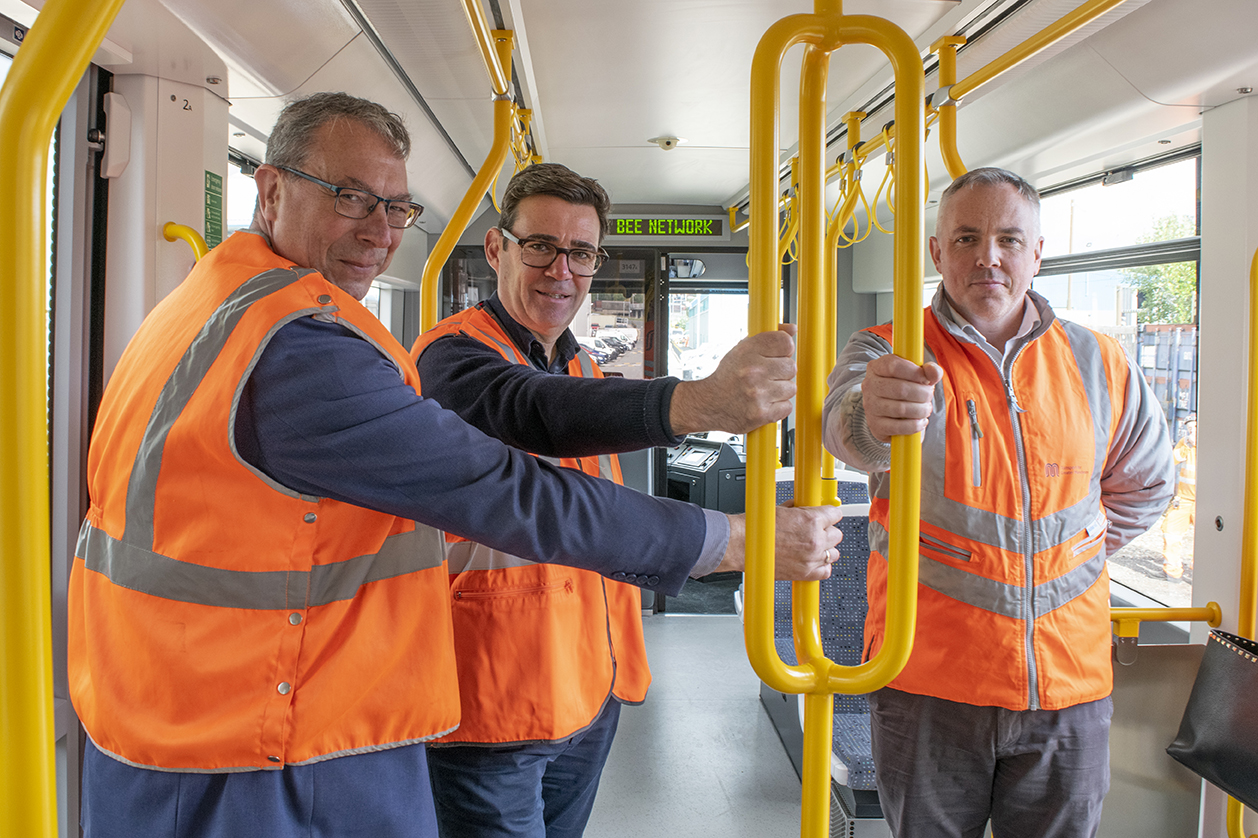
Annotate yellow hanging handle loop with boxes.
[163,222,209,261]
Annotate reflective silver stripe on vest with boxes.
[868,520,1106,619]
[576,350,594,377]
[446,540,537,572]
[874,325,1110,555]
[478,328,525,364]
[78,520,445,609]
[125,268,313,551]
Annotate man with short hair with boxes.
[413,163,800,838]
[70,93,842,838]
[823,167,1173,838]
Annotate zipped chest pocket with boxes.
[966,398,983,488]
[1072,511,1109,557]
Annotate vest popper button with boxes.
[317,294,332,304]
[303,513,317,523]
[289,613,303,625]
[278,682,292,695]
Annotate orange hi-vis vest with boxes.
[863,307,1130,712]
[411,304,651,744]
[69,231,458,771]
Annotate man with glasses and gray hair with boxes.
[71,95,841,838]
[412,163,803,838]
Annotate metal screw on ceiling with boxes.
[1240,87,1254,94]
[207,77,222,85]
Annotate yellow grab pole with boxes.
[796,40,840,837]
[420,30,515,331]
[461,0,509,97]
[163,221,210,261]
[930,36,968,179]
[1228,246,1258,838]
[0,0,126,834]
[949,0,1129,101]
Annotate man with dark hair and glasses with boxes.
[71,96,841,838]
[412,162,803,838]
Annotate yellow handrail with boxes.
[1109,604,1221,638]
[1228,245,1258,838]
[420,29,515,331]
[949,0,1130,101]
[0,0,127,835]
[746,2,923,834]
[163,221,210,261]
[930,36,968,179]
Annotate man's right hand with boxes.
[714,503,844,581]
[668,325,797,436]
[862,354,944,442]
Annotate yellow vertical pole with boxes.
[420,29,515,331]
[797,39,836,838]
[0,0,127,834]
[1229,247,1258,838]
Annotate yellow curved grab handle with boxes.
[745,8,923,699]
[163,222,209,261]
[930,36,968,180]
[1,1,128,834]
[420,30,515,331]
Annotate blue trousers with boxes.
[82,738,439,838]
[869,688,1112,838]
[426,699,622,838]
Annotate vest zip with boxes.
[966,398,983,487]
[453,580,573,600]
[1004,344,1039,711]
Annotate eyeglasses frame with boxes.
[277,165,424,229]
[498,227,608,277]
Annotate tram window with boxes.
[1038,158,1199,607]
[668,291,748,382]
[226,161,258,235]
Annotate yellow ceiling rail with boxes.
[420,29,515,331]
[163,221,210,261]
[746,2,923,834]
[949,0,1130,101]
[930,35,968,179]
[461,0,509,97]
[0,0,127,835]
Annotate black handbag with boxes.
[1166,629,1258,809]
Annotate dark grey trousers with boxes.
[869,688,1113,838]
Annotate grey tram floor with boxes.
[585,613,802,838]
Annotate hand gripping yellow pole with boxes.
[746,2,923,834]
[0,1,126,834]
[420,25,515,331]
[1227,246,1258,838]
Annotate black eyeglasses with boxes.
[499,228,607,277]
[278,166,424,229]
